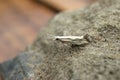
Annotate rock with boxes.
[0,0,120,80]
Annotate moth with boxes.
[53,34,94,46]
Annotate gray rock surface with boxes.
[0,0,120,80]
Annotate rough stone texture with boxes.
[0,0,120,80]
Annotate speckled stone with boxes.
[1,0,120,80]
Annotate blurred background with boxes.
[0,0,96,63]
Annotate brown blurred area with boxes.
[0,0,96,63]
[40,0,96,11]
